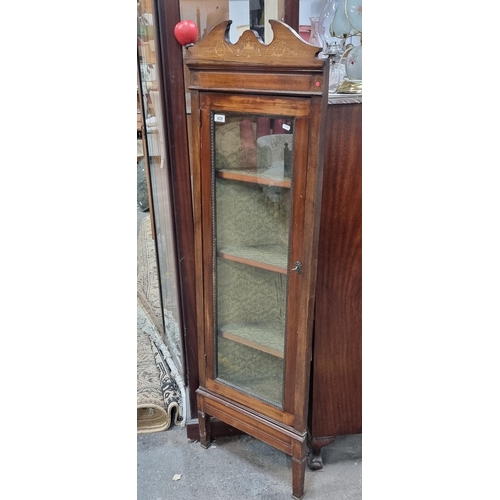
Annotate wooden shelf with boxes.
[218,245,288,274]
[216,168,291,188]
[219,322,285,358]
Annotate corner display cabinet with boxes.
[185,20,361,500]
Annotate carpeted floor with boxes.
[137,215,182,433]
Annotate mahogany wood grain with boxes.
[197,388,305,457]
[282,114,310,417]
[291,438,308,500]
[309,102,362,446]
[191,71,324,95]
[198,409,212,448]
[199,93,313,117]
[189,90,207,393]
[291,95,328,433]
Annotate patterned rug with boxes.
[137,217,163,334]
[137,216,182,433]
[137,325,181,433]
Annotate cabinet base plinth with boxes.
[196,388,308,498]
[186,418,245,441]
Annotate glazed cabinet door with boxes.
[198,92,317,426]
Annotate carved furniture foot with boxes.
[307,436,335,471]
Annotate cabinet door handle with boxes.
[291,261,303,274]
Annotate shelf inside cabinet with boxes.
[216,168,291,188]
[217,245,288,274]
[219,322,285,358]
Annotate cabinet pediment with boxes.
[184,19,323,70]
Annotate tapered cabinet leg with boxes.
[198,410,212,449]
[291,439,307,499]
[291,455,306,500]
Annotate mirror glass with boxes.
[137,0,185,375]
[179,1,285,44]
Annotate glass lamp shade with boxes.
[330,1,353,39]
[318,0,342,55]
[345,0,362,33]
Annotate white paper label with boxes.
[214,114,226,123]
[282,124,291,131]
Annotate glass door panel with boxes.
[212,112,295,407]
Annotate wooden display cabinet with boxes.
[185,21,329,499]
[139,2,361,492]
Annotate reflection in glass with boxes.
[137,0,184,374]
[212,112,295,406]
[249,0,265,40]
[179,1,284,44]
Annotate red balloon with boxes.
[174,20,198,46]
